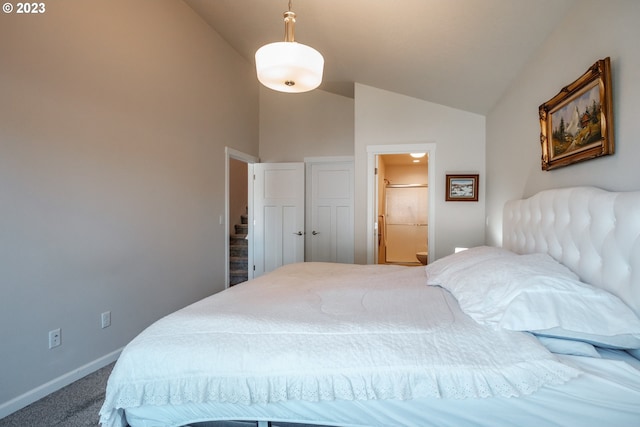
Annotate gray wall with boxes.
[0,0,258,408]
[259,86,355,162]
[486,0,640,246]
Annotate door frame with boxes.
[366,143,436,264]
[225,147,259,288]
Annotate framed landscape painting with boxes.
[539,57,614,171]
[445,174,479,202]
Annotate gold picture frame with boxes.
[445,174,479,202]
[539,57,614,171]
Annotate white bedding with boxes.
[123,349,640,427]
[100,262,580,427]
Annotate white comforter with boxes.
[100,262,579,427]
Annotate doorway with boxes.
[366,143,436,265]
[376,154,428,265]
[225,147,258,288]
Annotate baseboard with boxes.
[0,347,122,419]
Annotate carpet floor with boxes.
[0,364,334,427]
[0,362,114,427]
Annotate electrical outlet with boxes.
[101,311,111,329]
[49,328,61,349]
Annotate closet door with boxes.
[307,161,354,263]
[253,163,305,277]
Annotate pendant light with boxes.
[255,1,324,93]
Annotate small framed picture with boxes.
[445,174,479,202]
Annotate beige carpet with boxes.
[0,363,114,427]
[0,363,333,427]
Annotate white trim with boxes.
[226,147,260,164]
[0,348,122,419]
[366,143,436,264]
[225,147,259,288]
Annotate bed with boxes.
[100,186,640,427]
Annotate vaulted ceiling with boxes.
[186,0,576,115]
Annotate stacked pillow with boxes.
[426,246,640,351]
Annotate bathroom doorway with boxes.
[376,153,429,266]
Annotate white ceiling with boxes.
[185,0,576,115]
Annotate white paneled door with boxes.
[253,163,305,278]
[307,162,354,263]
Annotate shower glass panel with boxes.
[385,186,428,263]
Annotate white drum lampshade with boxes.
[255,41,324,93]
[255,5,324,93]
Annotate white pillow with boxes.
[533,328,640,349]
[425,245,516,286]
[429,252,640,349]
[535,336,601,358]
[628,348,640,360]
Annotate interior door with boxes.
[307,161,354,263]
[253,163,305,277]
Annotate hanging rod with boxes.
[385,184,428,188]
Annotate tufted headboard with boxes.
[503,186,640,317]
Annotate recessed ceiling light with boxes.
[410,153,426,158]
